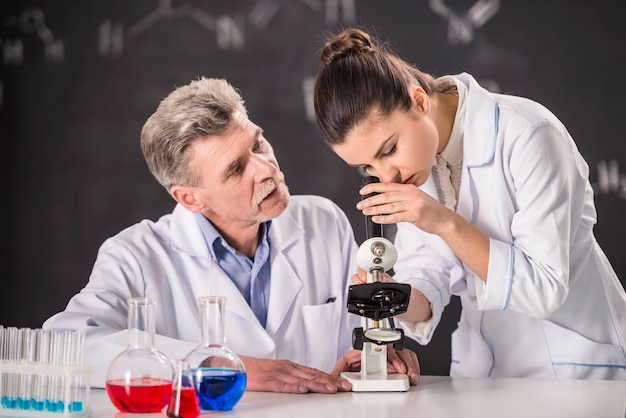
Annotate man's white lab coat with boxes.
[44,195,360,387]
[396,73,626,380]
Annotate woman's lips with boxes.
[403,175,415,184]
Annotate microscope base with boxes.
[341,371,410,392]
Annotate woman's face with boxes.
[332,92,440,186]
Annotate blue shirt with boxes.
[194,213,272,327]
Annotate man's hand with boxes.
[240,356,353,393]
[332,348,420,386]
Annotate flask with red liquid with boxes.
[167,358,200,418]
[105,297,174,413]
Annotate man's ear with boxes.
[170,185,204,213]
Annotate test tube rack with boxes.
[0,362,92,417]
[0,327,92,418]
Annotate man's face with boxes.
[186,111,290,230]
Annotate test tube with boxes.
[69,331,85,412]
[18,328,36,410]
[0,326,6,409]
[32,329,50,411]
[47,330,65,412]
[5,327,21,409]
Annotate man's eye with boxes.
[225,161,244,179]
[253,139,268,153]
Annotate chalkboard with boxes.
[1,0,625,376]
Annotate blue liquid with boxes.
[45,399,64,412]
[191,368,246,411]
[69,401,84,412]
[32,399,45,411]
[1,396,17,409]
[17,397,31,410]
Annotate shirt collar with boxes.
[438,75,467,167]
[194,213,272,261]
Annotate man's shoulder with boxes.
[287,194,342,213]
[289,194,333,205]
[103,212,174,249]
[281,195,350,226]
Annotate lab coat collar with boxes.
[453,73,500,226]
[169,201,305,336]
[170,203,212,258]
[265,201,304,335]
[168,204,272,333]
[417,73,500,292]
[452,72,499,168]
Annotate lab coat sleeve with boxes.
[392,222,456,345]
[43,236,196,388]
[479,119,588,317]
[332,201,362,357]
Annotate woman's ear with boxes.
[170,185,204,213]
[409,86,429,113]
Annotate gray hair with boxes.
[140,77,247,190]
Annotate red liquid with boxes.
[106,378,172,413]
[167,387,200,418]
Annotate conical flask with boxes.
[105,297,174,413]
[185,296,247,411]
[167,358,200,418]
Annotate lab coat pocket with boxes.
[302,300,341,372]
[542,320,626,379]
[449,323,493,377]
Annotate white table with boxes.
[88,375,626,418]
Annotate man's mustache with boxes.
[254,172,285,206]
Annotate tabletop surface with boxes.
[86,375,626,418]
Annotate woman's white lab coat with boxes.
[395,73,626,380]
[44,195,360,387]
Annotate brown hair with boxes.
[314,28,454,145]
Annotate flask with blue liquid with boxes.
[185,296,246,412]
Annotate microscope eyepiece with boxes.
[362,176,383,239]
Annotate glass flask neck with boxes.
[199,296,226,347]
[127,297,157,349]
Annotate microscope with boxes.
[341,176,412,392]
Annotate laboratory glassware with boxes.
[105,297,174,413]
[185,296,246,412]
[0,328,91,417]
[167,358,200,418]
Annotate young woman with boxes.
[314,27,626,380]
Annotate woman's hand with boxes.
[357,182,451,235]
[350,267,396,285]
[332,349,420,386]
[357,181,490,280]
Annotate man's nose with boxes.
[250,153,277,178]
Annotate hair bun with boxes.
[320,28,375,67]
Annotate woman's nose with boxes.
[376,166,398,184]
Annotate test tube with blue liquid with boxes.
[3,327,20,409]
[70,331,85,412]
[18,328,36,410]
[0,327,89,416]
[32,328,50,412]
